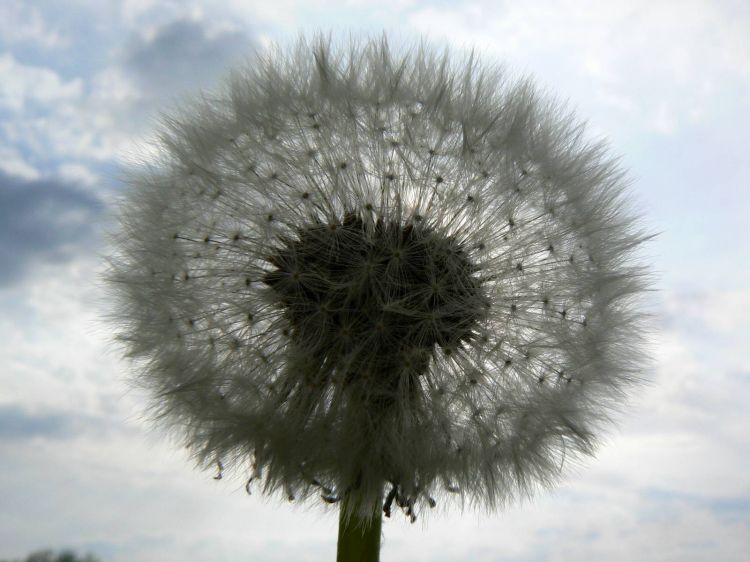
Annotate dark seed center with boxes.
[263,212,484,382]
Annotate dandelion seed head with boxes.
[107,35,651,522]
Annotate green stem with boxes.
[336,494,382,562]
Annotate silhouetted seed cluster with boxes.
[264,212,485,388]
[108,38,650,523]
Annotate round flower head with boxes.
[109,36,649,522]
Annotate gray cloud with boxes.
[0,404,99,440]
[0,171,103,286]
[123,18,257,101]
[640,487,750,525]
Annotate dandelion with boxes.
[108,36,650,560]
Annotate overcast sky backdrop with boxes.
[1,1,749,561]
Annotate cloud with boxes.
[407,0,750,136]
[0,146,40,180]
[0,53,82,112]
[0,54,117,166]
[640,487,750,526]
[0,3,68,49]
[0,171,103,286]
[0,404,101,441]
[123,18,257,101]
[56,163,99,188]
[0,16,259,170]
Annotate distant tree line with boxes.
[0,550,100,562]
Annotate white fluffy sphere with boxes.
[108,36,650,521]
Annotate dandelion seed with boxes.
[107,35,651,559]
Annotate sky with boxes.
[0,1,749,561]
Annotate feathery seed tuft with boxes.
[107,36,651,523]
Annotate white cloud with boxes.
[58,163,99,187]
[0,15,261,168]
[0,255,117,412]
[119,0,163,24]
[0,146,40,180]
[0,54,82,111]
[407,0,750,136]
[666,287,750,342]
[0,3,68,48]
[0,53,114,174]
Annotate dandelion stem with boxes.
[336,493,383,562]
